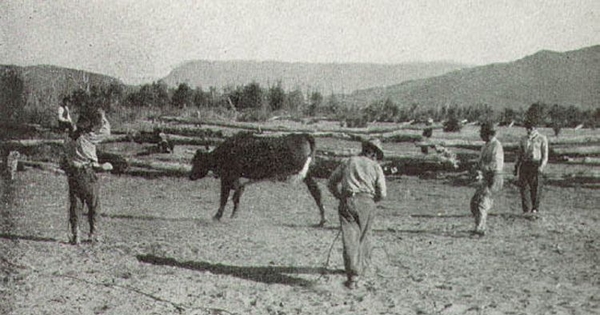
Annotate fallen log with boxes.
[551,146,600,157]
[311,153,460,178]
[160,116,426,135]
[548,134,600,145]
[416,135,600,153]
[159,125,225,138]
[415,140,520,151]
[18,160,65,175]
[128,158,191,177]
[1,134,131,147]
[160,135,223,146]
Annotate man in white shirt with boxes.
[514,119,549,214]
[470,122,504,236]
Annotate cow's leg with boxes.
[230,179,245,218]
[304,175,326,227]
[214,180,232,221]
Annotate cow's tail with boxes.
[298,134,316,181]
[307,133,317,160]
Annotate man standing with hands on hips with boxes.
[327,138,387,289]
[514,119,548,215]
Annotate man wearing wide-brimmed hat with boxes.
[470,122,504,236]
[327,138,387,289]
[514,118,548,215]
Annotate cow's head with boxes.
[189,148,212,180]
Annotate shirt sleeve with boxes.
[327,162,345,198]
[374,164,387,202]
[87,115,111,144]
[494,141,504,172]
[540,136,549,169]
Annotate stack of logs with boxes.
[1,119,598,187]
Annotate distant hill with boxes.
[0,64,123,127]
[161,60,469,94]
[0,64,123,108]
[346,45,600,109]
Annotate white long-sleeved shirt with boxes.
[64,116,110,167]
[516,130,549,169]
[479,137,504,174]
[58,106,72,124]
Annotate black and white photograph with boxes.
[1,1,598,314]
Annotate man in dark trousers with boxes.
[327,138,387,289]
[62,108,111,244]
[514,119,548,215]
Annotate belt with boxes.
[342,191,373,199]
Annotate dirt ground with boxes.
[1,164,598,315]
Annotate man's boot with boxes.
[71,226,80,245]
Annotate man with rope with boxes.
[327,138,387,289]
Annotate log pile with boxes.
[2,119,598,187]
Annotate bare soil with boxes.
[1,165,598,314]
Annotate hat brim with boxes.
[363,142,384,160]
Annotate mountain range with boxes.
[345,45,600,109]
[161,60,469,95]
[1,45,598,116]
[0,64,122,108]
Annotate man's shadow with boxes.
[137,254,344,287]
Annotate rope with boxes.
[314,229,342,282]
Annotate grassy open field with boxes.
[1,158,598,314]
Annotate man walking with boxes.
[62,108,111,244]
[514,119,548,215]
[470,122,504,236]
[327,138,387,289]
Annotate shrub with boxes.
[443,116,463,132]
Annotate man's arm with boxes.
[327,165,344,200]
[539,136,548,172]
[87,112,111,144]
[514,139,523,176]
[491,141,504,173]
[374,165,387,202]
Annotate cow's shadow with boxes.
[136,254,344,287]
[100,213,212,225]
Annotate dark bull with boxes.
[189,133,326,226]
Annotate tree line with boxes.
[1,68,598,131]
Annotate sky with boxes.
[1,0,598,84]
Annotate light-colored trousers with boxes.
[338,193,375,280]
[470,171,503,232]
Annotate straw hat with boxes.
[362,138,384,160]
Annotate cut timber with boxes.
[548,134,600,145]
[311,154,459,178]
[562,157,600,165]
[159,125,225,138]
[551,146,600,157]
[416,140,519,151]
[1,135,130,147]
[18,160,64,175]
[160,116,424,135]
[417,135,600,152]
[128,158,191,177]
[165,135,224,146]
